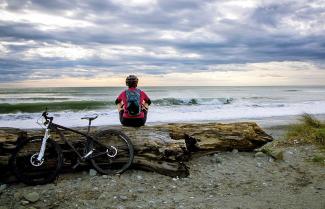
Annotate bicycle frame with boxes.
[37,121,93,162]
[37,120,116,166]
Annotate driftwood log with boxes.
[0,122,273,181]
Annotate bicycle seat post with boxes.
[87,119,91,134]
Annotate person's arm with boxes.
[115,93,124,112]
[141,91,151,111]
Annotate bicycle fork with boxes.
[30,128,50,167]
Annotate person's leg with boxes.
[119,110,126,125]
[119,110,147,127]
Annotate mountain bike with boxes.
[10,110,134,185]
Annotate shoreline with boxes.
[2,114,325,140]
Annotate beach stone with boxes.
[215,157,222,164]
[0,184,7,193]
[232,149,239,154]
[118,195,128,201]
[255,152,267,158]
[21,200,29,205]
[136,188,145,193]
[89,169,97,176]
[283,150,295,162]
[14,192,21,200]
[270,148,284,160]
[23,191,40,203]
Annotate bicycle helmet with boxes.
[126,75,138,88]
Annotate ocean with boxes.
[0,86,325,128]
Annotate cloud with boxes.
[0,0,324,85]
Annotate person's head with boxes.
[126,75,138,88]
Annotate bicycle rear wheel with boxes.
[10,136,63,185]
[89,130,134,175]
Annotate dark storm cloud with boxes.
[0,0,324,82]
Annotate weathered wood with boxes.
[0,122,273,180]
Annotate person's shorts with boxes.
[119,110,147,127]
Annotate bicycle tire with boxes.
[10,136,63,185]
[89,130,134,175]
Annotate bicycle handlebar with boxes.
[42,110,53,125]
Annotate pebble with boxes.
[89,169,97,176]
[232,149,239,154]
[14,192,21,200]
[118,195,128,201]
[215,157,222,164]
[102,175,108,179]
[136,188,145,193]
[0,184,7,193]
[98,192,108,199]
[23,191,40,203]
[136,175,143,180]
[21,200,29,205]
[255,152,266,158]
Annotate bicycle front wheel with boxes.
[89,130,134,175]
[10,136,63,185]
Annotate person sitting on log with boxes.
[115,75,151,127]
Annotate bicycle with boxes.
[9,109,134,185]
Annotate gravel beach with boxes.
[0,122,324,209]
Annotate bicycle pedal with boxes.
[72,161,81,169]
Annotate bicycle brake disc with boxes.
[30,153,44,166]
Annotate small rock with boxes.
[118,195,128,201]
[232,149,238,154]
[255,152,266,158]
[136,188,145,193]
[215,157,222,164]
[136,175,143,180]
[268,148,284,160]
[98,192,109,199]
[0,184,7,193]
[23,191,40,203]
[283,150,295,162]
[102,175,108,179]
[14,192,21,200]
[21,200,29,205]
[89,169,97,176]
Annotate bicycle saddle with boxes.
[81,114,98,121]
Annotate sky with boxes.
[0,0,325,87]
